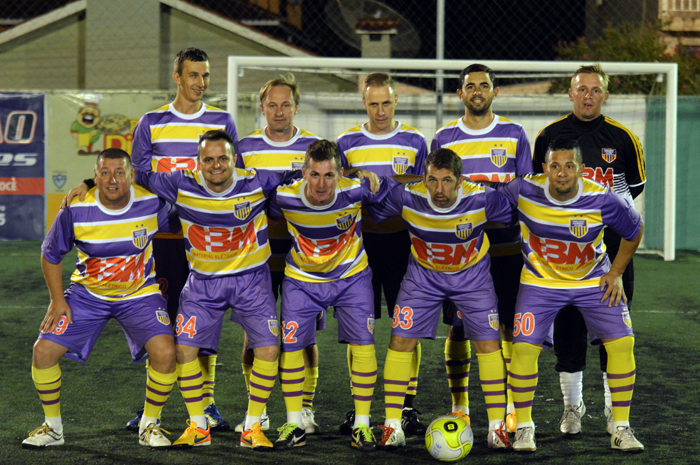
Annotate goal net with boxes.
[226,57,677,261]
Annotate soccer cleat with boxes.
[340,409,372,435]
[605,406,614,434]
[351,424,377,452]
[22,424,64,449]
[172,419,211,448]
[610,426,644,452]
[274,423,306,450]
[450,409,471,425]
[513,426,536,452]
[204,403,230,432]
[401,408,426,436]
[379,425,406,449]
[487,421,512,450]
[560,400,586,435]
[506,411,517,433]
[139,423,171,449]
[302,408,321,434]
[235,409,270,433]
[241,421,274,450]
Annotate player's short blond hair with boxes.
[363,73,396,95]
[571,64,609,91]
[260,73,301,107]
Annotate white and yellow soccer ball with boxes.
[425,415,473,461]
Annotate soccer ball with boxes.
[425,415,473,461]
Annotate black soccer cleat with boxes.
[401,407,426,436]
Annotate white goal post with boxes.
[227,57,677,261]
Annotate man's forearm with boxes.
[41,255,64,301]
[609,223,644,276]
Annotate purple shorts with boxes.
[393,259,500,342]
[177,266,279,353]
[280,268,375,351]
[512,283,635,345]
[38,285,173,363]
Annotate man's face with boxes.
[199,139,235,191]
[302,158,343,206]
[94,157,133,209]
[543,149,582,201]
[457,71,498,117]
[173,60,210,104]
[362,84,397,135]
[261,85,298,135]
[569,72,609,122]
[425,165,459,209]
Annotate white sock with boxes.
[453,405,469,416]
[559,371,583,406]
[506,404,515,415]
[45,416,62,434]
[354,414,370,428]
[286,411,303,428]
[489,419,504,431]
[139,415,158,433]
[612,420,630,430]
[384,418,402,430]
[602,373,612,410]
[192,415,207,430]
[245,415,262,431]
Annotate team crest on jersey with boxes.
[336,213,354,231]
[156,310,170,326]
[291,161,304,170]
[455,222,473,240]
[268,319,279,337]
[491,148,507,168]
[622,310,632,328]
[132,228,148,249]
[234,201,251,221]
[488,313,499,331]
[393,155,409,175]
[569,218,588,238]
[602,148,617,163]
[367,318,375,334]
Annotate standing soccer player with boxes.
[533,64,645,436]
[336,73,428,436]
[500,138,644,453]
[23,149,177,450]
[431,64,532,430]
[235,75,322,435]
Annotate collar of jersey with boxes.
[425,182,464,213]
[457,114,500,136]
[94,185,135,215]
[544,177,583,205]
[360,121,402,140]
[300,180,339,210]
[168,102,207,120]
[261,126,300,147]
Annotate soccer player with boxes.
[499,138,644,452]
[128,47,238,432]
[336,72,428,436]
[269,139,389,452]
[431,64,532,431]
[533,64,646,435]
[23,149,176,450]
[235,74,322,435]
[369,148,514,450]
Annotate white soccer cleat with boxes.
[487,421,512,449]
[139,423,171,449]
[235,409,270,433]
[379,424,406,449]
[513,426,536,452]
[560,400,586,435]
[22,424,64,449]
[302,408,321,434]
[611,426,644,452]
[604,406,614,434]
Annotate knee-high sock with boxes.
[198,354,216,407]
[280,350,305,425]
[32,364,62,431]
[242,363,253,395]
[384,348,412,423]
[406,342,421,398]
[604,337,636,427]
[350,344,377,425]
[177,359,205,423]
[445,339,471,410]
[302,366,319,410]
[346,344,354,396]
[477,350,507,423]
[501,339,514,409]
[245,357,277,430]
[511,343,542,428]
[143,366,176,420]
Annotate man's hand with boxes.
[356,169,380,194]
[60,182,90,210]
[599,271,627,307]
[40,297,73,334]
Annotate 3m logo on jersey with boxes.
[490,148,507,168]
[569,218,588,239]
[84,253,146,284]
[455,222,473,240]
[268,319,279,336]
[393,155,409,175]
[234,201,251,221]
[411,236,479,268]
[297,224,357,259]
[132,227,148,249]
[602,148,617,163]
[187,222,257,254]
[488,313,499,331]
[156,310,170,325]
[583,166,613,188]
[335,213,354,231]
[528,234,594,266]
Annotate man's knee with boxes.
[32,339,66,369]
[254,344,279,363]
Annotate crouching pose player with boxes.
[23,149,177,449]
[368,148,515,450]
[497,138,645,452]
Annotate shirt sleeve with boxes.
[131,115,153,172]
[532,128,550,174]
[364,182,405,222]
[267,188,284,221]
[41,207,75,264]
[135,170,182,204]
[430,132,441,152]
[361,176,400,206]
[516,127,534,176]
[336,135,351,169]
[225,114,239,156]
[484,185,517,225]
[413,135,428,176]
[601,188,643,241]
[623,130,646,189]
[256,169,303,197]
[493,177,523,208]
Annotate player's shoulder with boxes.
[203,104,227,113]
[339,176,363,189]
[337,125,363,140]
[398,123,426,139]
[70,188,98,207]
[240,129,264,141]
[580,176,608,194]
[602,115,640,141]
[277,176,304,194]
[523,172,547,186]
[435,118,461,135]
[297,128,321,139]
[495,115,525,130]
[132,184,159,199]
[536,114,570,138]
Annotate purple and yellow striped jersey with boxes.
[497,174,643,289]
[42,185,165,301]
[368,181,515,274]
[131,103,237,173]
[237,127,320,172]
[136,168,291,278]
[269,176,398,283]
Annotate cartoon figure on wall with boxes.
[71,101,101,155]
